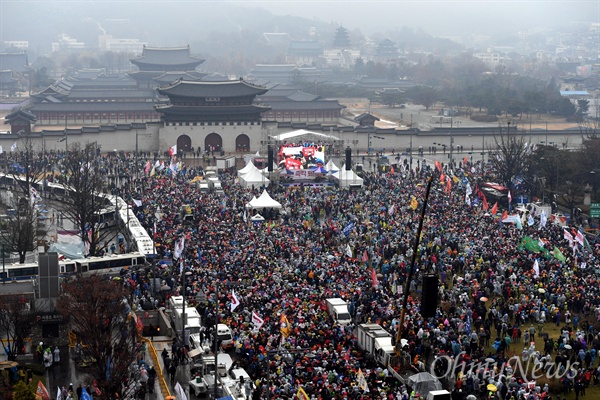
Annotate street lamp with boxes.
[450,117,454,170]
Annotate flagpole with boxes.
[395,175,433,354]
[181,258,186,341]
[214,277,219,400]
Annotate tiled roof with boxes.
[153,71,207,83]
[157,79,268,98]
[66,89,157,99]
[4,108,37,124]
[155,104,271,114]
[130,46,204,67]
[265,100,345,111]
[30,102,156,112]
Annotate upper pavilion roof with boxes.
[157,79,268,98]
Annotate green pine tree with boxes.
[13,381,36,400]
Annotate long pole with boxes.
[214,278,219,400]
[481,133,485,180]
[410,114,413,169]
[449,117,453,170]
[395,176,433,351]
[181,258,186,339]
[135,131,138,180]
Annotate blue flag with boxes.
[342,222,355,236]
[80,388,92,400]
[105,355,111,382]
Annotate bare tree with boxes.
[0,295,35,360]
[488,125,530,189]
[57,275,140,398]
[59,143,113,256]
[0,197,38,263]
[9,134,44,197]
[0,135,47,263]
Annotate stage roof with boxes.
[269,129,342,142]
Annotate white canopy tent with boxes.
[238,160,259,176]
[325,159,339,173]
[268,129,342,142]
[332,168,364,188]
[246,190,282,209]
[239,168,270,188]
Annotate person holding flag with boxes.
[280,314,291,338]
[168,144,177,157]
[230,290,240,312]
[252,311,264,330]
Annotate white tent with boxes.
[240,168,270,188]
[246,190,282,209]
[238,160,258,176]
[269,129,342,142]
[332,168,364,188]
[325,159,339,173]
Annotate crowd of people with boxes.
[104,148,600,400]
[9,144,600,399]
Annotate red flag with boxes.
[463,156,468,165]
[490,202,498,215]
[439,173,445,183]
[371,268,378,287]
[362,250,368,263]
[390,166,395,174]
[501,210,508,221]
[482,195,489,211]
[435,161,442,173]
[445,177,452,194]
[37,381,50,400]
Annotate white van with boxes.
[215,323,234,350]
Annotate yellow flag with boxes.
[453,175,459,183]
[280,313,291,338]
[295,387,310,400]
[410,196,418,210]
[357,368,370,392]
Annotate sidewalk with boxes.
[144,336,173,400]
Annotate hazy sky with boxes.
[1,0,598,50]
[245,0,600,36]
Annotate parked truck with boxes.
[325,298,352,325]
[172,306,202,346]
[216,156,236,171]
[188,352,233,396]
[356,323,396,366]
[427,390,451,400]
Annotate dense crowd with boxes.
[12,145,600,399]
[109,150,600,400]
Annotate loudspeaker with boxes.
[267,146,274,172]
[421,274,438,318]
[345,147,352,171]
